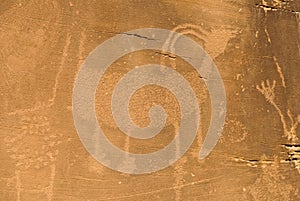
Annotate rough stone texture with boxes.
[0,0,300,200]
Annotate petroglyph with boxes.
[257,80,299,141]
[220,119,248,143]
[249,156,298,201]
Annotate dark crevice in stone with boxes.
[121,32,155,41]
[154,51,177,59]
[255,3,300,14]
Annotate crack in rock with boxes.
[121,32,155,40]
[256,3,300,14]
[282,144,300,173]
[155,51,177,59]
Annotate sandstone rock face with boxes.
[1,0,300,200]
